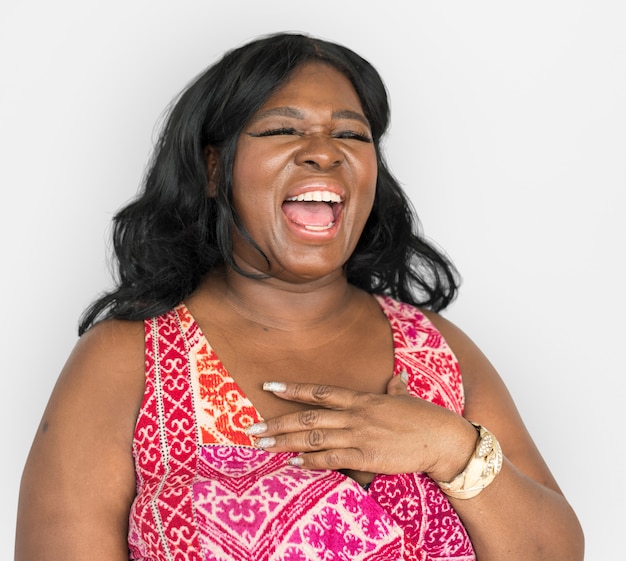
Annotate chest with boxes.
[197,307,395,420]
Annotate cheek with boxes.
[352,159,378,229]
[232,142,285,193]
[357,144,378,181]
[360,153,379,204]
[231,150,270,217]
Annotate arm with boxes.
[248,312,584,561]
[424,311,584,561]
[15,319,145,561]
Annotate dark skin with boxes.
[15,62,584,560]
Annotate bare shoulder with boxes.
[53,318,146,421]
[419,308,562,491]
[71,317,146,381]
[77,316,145,364]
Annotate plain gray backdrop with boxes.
[2,1,624,558]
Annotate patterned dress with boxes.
[128,295,475,561]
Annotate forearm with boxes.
[450,458,584,561]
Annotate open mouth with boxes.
[282,190,344,231]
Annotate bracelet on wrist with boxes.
[436,421,503,500]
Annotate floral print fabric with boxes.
[128,295,475,560]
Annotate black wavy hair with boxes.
[78,32,459,335]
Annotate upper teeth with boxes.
[286,191,342,203]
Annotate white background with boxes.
[1,1,624,558]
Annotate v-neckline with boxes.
[178,293,399,424]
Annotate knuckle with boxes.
[290,384,306,400]
[361,449,375,467]
[358,394,384,416]
[362,393,382,407]
[324,450,342,467]
[269,417,285,432]
[298,409,320,427]
[312,384,333,401]
[307,429,325,447]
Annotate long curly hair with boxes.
[78,32,459,335]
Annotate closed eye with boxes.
[334,130,373,142]
[248,127,298,137]
[246,127,372,143]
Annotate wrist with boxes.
[427,417,479,482]
[435,421,503,500]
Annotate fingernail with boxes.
[263,381,287,392]
[244,422,267,436]
[400,370,409,384]
[254,437,276,449]
[288,456,303,466]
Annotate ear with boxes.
[204,145,220,197]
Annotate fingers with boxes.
[244,392,369,459]
[261,371,409,407]
[386,370,410,396]
[287,448,366,471]
[249,375,408,444]
[254,425,354,455]
[245,407,349,443]
[244,375,414,473]
[252,427,369,473]
[261,381,362,409]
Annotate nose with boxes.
[294,134,344,170]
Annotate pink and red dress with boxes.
[128,295,475,560]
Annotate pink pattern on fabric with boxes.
[193,447,403,560]
[375,295,465,411]
[128,295,475,560]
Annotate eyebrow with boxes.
[248,106,370,128]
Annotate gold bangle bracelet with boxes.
[436,422,503,500]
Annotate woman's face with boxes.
[229,62,378,284]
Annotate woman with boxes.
[15,32,583,560]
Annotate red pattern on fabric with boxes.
[129,312,203,561]
[128,295,475,560]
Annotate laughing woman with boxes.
[15,33,584,561]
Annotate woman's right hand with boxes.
[245,375,478,483]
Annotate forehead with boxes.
[255,62,365,117]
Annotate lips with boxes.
[282,189,344,231]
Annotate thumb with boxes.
[386,370,411,396]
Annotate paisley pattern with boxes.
[128,295,475,560]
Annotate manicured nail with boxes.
[263,381,287,392]
[400,370,409,384]
[254,437,276,449]
[288,456,304,466]
[244,422,267,436]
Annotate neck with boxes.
[204,266,358,331]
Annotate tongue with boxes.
[282,201,334,227]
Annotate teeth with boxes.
[304,222,335,231]
[286,191,342,203]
